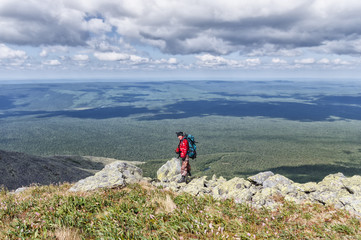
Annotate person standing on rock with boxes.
[175,132,191,183]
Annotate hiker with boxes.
[175,132,191,183]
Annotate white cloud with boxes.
[94,51,129,61]
[87,18,112,34]
[39,46,69,58]
[316,38,361,55]
[196,54,262,68]
[87,39,122,52]
[272,58,287,64]
[333,58,350,65]
[175,34,234,55]
[246,58,261,66]
[100,0,361,56]
[39,49,48,57]
[93,51,150,64]
[294,58,315,64]
[247,44,303,57]
[8,58,26,66]
[129,55,149,64]
[168,58,177,64]
[0,0,88,46]
[2,0,361,56]
[0,44,27,59]
[196,54,257,68]
[153,58,178,65]
[196,54,235,67]
[2,0,361,76]
[42,59,61,65]
[317,58,330,64]
[73,54,89,61]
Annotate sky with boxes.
[1,0,361,82]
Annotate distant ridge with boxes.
[0,149,107,190]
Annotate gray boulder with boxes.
[69,161,143,192]
[248,171,274,185]
[181,176,210,196]
[309,173,349,207]
[342,175,361,196]
[211,177,252,201]
[252,187,281,209]
[263,174,293,188]
[157,158,182,182]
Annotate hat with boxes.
[176,132,184,137]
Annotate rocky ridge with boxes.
[65,157,361,218]
[155,158,361,218]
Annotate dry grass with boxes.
[153,194,177,214]
[51,227,82,240]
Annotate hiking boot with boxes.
[177,176,186,183]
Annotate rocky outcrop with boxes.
[65,157,361,218]
[153,162,361,218]
[69,161,143,192]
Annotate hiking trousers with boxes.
[180,156,191,177]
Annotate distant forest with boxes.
[1,80,361,182]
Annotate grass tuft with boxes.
[51,227,82,240]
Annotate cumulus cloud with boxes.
[94,51,149,64]
[196,54,240,67]
[0,44,27,59]
[247,44,303,57]
[272,58,287,64]
[153,58,178,65]
[168,58,177,64]
[73,54,89,61]
[39,50,48,57]
[196,54,260,68]
[42,59,61,65]
[294,58,315,64]
[0,0,90,46]
[103,0,361,56]
[86,18,112,34]
[333,58,350,65]
[246,58,261,66]
[319,38,361,55]
[317,58,330,64]
[2,0,361,57]
[94,52,129,61]
[2,0,361,76]
[129,55,149,64]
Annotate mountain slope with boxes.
[0,150,106,190]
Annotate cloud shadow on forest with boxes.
[140,98,361,122]
[38,106,157,119]
[1,94,361,122]
[236,163,361,183]
[0,106,157,119]
[0,96,16,110]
